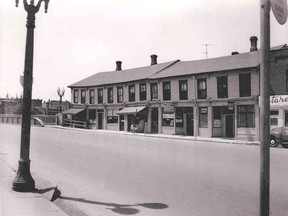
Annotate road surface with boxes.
[0,124,288,216]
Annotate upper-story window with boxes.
[117,87,123,103]
[197,78,207,99]
[150,83,158,101]
[140,83,147,101]
[98,88,103,104]
[239,73,251,97]
[217,76,228,98]
[179,80,188,100]
[163,81,171,101]
[108,87,113,103]
[81,89,86,104]
[73,89,79,104]
[89,89,95,104]
[129,85,135,102]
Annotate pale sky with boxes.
[0,0,287,101]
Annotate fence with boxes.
[63,119,87,129]
[0,114,56,126]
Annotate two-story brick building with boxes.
[67,36,288,141]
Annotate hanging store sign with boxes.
[270,95,288,107]
[271,0,288,25]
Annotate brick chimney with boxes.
[116,61,122,71]
[250,36,258,52]
[150,54,158,66]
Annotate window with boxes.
[163,82,171,101]
[73,89,79,103]
[217,76,228,98]
[98,88,103,104]
[108,87,113,103]
[81,89,86,104]
[199,107,208,127]
[117,87,123,103]
[140,83,147,101]
[107,110,118,124]
[238,105,255,127]
[89,89,95,104]
[197,78,207,99]
[129,85,135,102]
[150,83,158,101]
[239,73,251,97]
[175,107,184,127]
[179,80,188,100]
[286,69,288,92]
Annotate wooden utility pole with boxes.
[260,0,270,215]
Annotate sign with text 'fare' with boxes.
[271,0,288,25]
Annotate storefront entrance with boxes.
[224,114,234,138]
[151,108,158,133]
[186,113,194,136]
[97,112,103,129]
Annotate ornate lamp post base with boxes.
[12,159,35,192]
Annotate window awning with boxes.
[117,106,146,115]
[62,108,85,115]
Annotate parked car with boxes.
[270,127,288,148]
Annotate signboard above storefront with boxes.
[270,95,288,107]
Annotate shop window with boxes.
[140,83,147,101]
[270,118,278,126]
[81,90,86,104]
[179,80,188,100]
[73,89,78,103]
[199,107,208,128]
[239,74,251,97]
[89,89,95,104]
[238,105,255,127]
[107,110,118,124]
[117,87,123,103]
[129,85,135,102]
[162,113,174,127]
[150,83,158,101]
[108,87,113,103]
[98,88,103,104]
[217,76,228,98]
[163,82,171,101]
[286,69,288,92]
[197,79,207,99]
[176,107,184,127]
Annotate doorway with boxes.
[151,108,158,133]
[225,115,234,138]
[97,112,103,129]
[186,113,194,136]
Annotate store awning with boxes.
[117,106,146,115]
[62,108,85,115]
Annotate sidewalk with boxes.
[0,160,69,216]
[47,125,260,146]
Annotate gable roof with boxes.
[149,51,260,80]
[68,60,179,88]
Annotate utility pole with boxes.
[260,0,270,215]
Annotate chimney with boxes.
[231,51,239,55]
[150,54,158,66]
[116,61,122,71]
[250,36,258,52]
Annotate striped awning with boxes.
[62,108,85,115]
[117,106,146,115]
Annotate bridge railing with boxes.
[0,114,56,126]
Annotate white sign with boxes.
[270,95,288,107]
[271,0,288,25]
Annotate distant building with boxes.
[67,36,288,141]
[0,98,44,115]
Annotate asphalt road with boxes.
[1,124,288,216]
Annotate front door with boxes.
[98,112,103,129]
[225,115,234,138]
[186,113,194,136]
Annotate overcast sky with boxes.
[0,0,287,101]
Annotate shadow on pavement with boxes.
[60,196,168,215]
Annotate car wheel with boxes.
[281,144,288,149]
[270,136,278,147]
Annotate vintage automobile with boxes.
[270,127,288,148]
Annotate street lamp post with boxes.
[57,87,65,113]
[13,0,50,192]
